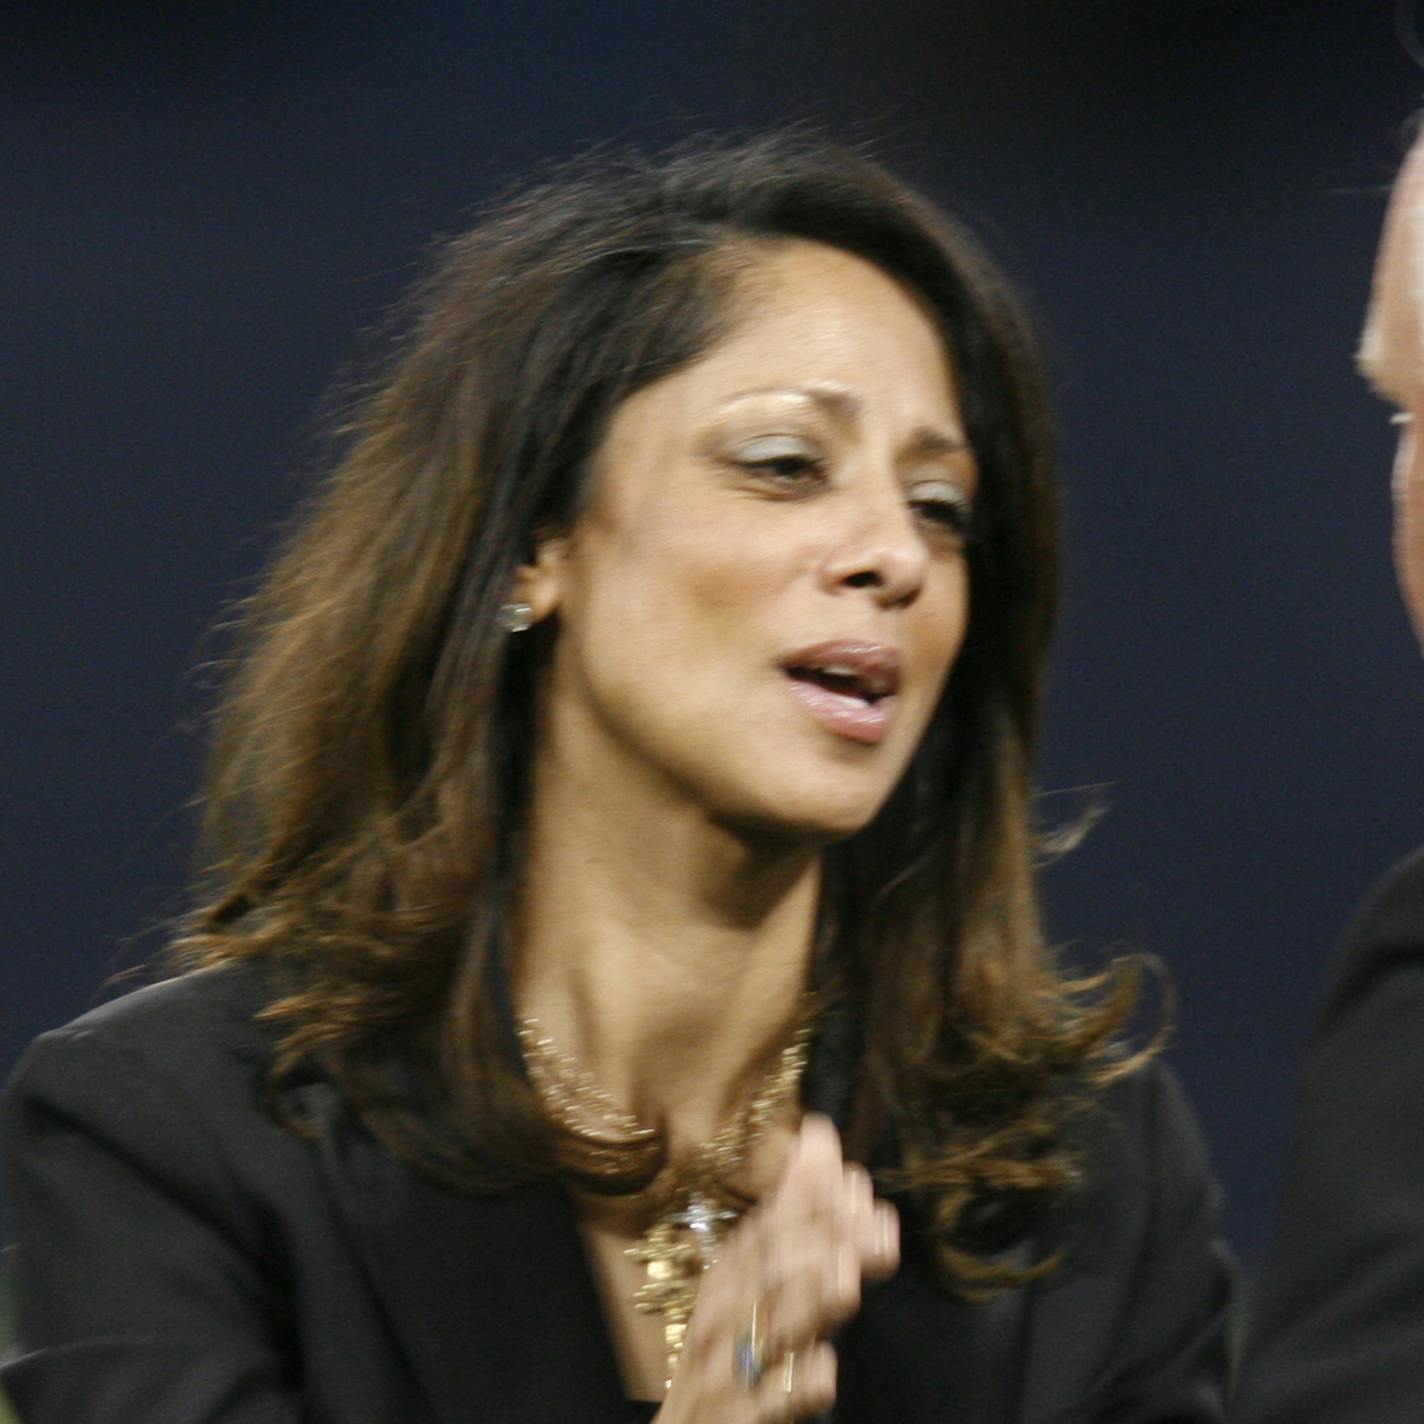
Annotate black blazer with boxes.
[3,965,1233,1423]
[1236,846,1424,1422]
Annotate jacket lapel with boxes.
[305,1086,628,1424]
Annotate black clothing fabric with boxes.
[1236,847,1424,1422]
[3,964,1234,1422]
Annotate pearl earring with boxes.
[498,600,535,634]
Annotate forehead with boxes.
[644,239,962,415]
[729,239,948,357]
[584,240,970,517]
[1360,136,1424,407]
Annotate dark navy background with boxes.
[7,0,1423,1267]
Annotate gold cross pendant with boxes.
[625,1193,738,1386]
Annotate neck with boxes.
[513,757,821,1149]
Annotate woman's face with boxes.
[524,240,977,841]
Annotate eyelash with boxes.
[909,490,976,540]
[738,455,976,540]
[742,453,826,483]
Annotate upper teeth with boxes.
[820,665,856,677]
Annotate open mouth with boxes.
[779,642,902,744]
[784,663,895,705]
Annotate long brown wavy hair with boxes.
[171,132,1149,1292]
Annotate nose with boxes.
[819,480,929,608]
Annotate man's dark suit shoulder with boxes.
[1236,844,1424,1423]
[1314,844,1424,1023]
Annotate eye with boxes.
[733,435,828,488]
[907,477,976,542]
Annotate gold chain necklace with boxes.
[518,1011,812,1387]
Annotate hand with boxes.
[655,1114,900,1423]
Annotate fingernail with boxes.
[845,1164,868,1212]
[837,1243,858,1300]
[876,1204,899,1260]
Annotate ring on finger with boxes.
[732,1298,770,1389]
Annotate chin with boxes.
[714,782,892,847]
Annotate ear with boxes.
[509,530,570,627]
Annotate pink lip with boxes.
[778,640,902,746]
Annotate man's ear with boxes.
[508,530,570,627]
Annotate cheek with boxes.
[915,564,972,674]
[685,547,789,617]
[567,513,789,690]
[1393,426,1424,617]
[632,511,802,619]
[1394,423,1424,528]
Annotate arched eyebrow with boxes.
[719,383,864,421]
[720,384,969,455]
[904,428,971,459]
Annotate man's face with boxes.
[1360,131,1424,646]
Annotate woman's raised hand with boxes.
[657,1115,900,1423]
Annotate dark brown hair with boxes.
[172,132,1146,1292]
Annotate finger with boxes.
[753,1147,896,1333]
[769,1114,844,1218]
[815,1154,899,1282]
[745,1231,863,1357]
[760,1197,897,1344]
[865,1199,900,1279]
[685,1131,890,1399]
[778,1124,880,1243]
[753,1143,844,1302]
[770,1153,894,1286]
[770,1122,874,1251]
[752,1340,837,1423]
[841,1161,875,1250]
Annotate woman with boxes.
[2,134,1233,1422]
